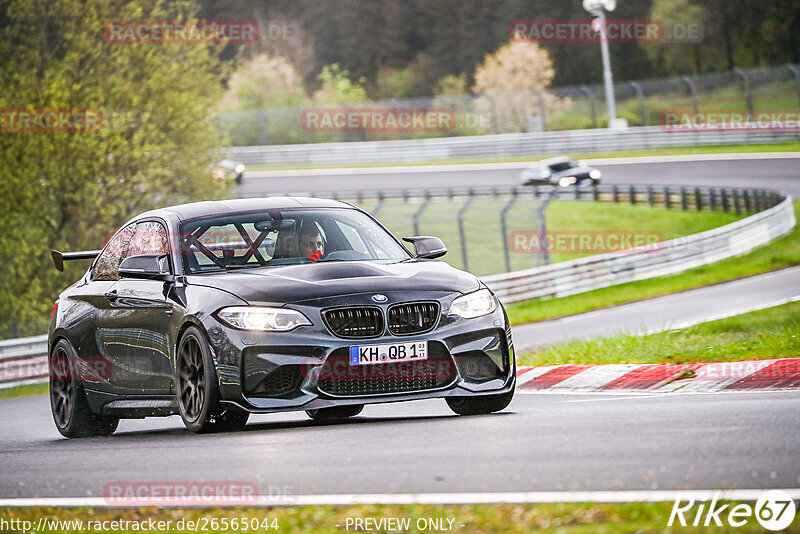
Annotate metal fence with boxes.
[229,125,800,167]
[220,64,800,146]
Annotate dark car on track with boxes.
[48,197,516,437]
[520,156,602,187]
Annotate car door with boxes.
[62,222,137,394]
[99,220,175,395]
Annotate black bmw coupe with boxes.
[48,197,515,437]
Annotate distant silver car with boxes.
[520,156,601,187]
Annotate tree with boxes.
[219,55,307,110]
[0,0,227,337]
[312,64,368,104]
[473,41,554,94]
[472,41,555,132]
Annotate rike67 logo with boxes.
[669,490,797,530]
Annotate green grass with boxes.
[0,502,779,533]
[242,141,800,171]
[358,198,743,277]
[518,300,800,367]
[0,382,47,400]
[505,201,800,325]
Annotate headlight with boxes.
[558,176,577,188]
[589,169,602,179]
[450,288,497,319]
[216,306,311,331]
[234,163,245,174]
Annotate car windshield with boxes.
[547,159,578,172]
[179,207,411,274]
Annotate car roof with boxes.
[538,156,574,166]
[136,197,354,222]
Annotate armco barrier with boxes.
[483,193,795,302]
[229,125,800,166]
[0,189,794,389]
[0,335,49,389]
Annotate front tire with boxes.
[177,326,249,433]
[445,386,514,416]
[49,339,119,438]
[306,405,363,421]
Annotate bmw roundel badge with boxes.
[371,294,388,303]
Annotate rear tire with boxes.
[445,386,514,416]
[49,339,119,438]
[177,326,249,433]
[306,405,363,420]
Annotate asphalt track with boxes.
[1,390,798,499]
[0,155,798,502]
[238,154,800,197]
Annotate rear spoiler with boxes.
[51,249,102,272]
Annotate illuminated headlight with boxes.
[589,169,602,179]
[234,163,245,174]
[216,306,311,331]
[558,176,577,188]
[450,289,497,319]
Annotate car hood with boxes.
[185,260,481,305]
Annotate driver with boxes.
[297,224,325,261]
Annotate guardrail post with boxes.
[709,188,717,211]
[593,184,600,201]
[580,85,598,128]
[371,192,385,216]
[680,187,688,210]
[681,75,699,117]
[536,187,559,266]
[485,94,499,134]
[734,68,755,122]
[628,81,647,126]
[664,186,672,209]
[500,189,519,272]
[743,189,752,212]
[647,185,654,206]
[733,189,741,214]
[612,185,618,203]
[629,185,636,205]
[412,192,432,236]
[457,190,475,272]
[721,189,729,212]
[787,64,800,113]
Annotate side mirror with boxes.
[119,254,174,281]
[402,236,447,259]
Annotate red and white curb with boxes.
[515,358,800,393]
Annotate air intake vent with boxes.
[388,302,439,335]
[322,307,384,338]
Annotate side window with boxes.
[128,221,169,258]
[93,223,136,281]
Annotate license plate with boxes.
[349,341,428,366]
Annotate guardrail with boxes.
[483,193,795,302]
[0,335,48,389]
[0,186,794,390]
[229,125,800,166]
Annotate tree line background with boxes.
[200,0,800,98]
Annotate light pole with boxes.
[583,0,627,129]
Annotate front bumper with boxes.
[202,292,515,414]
